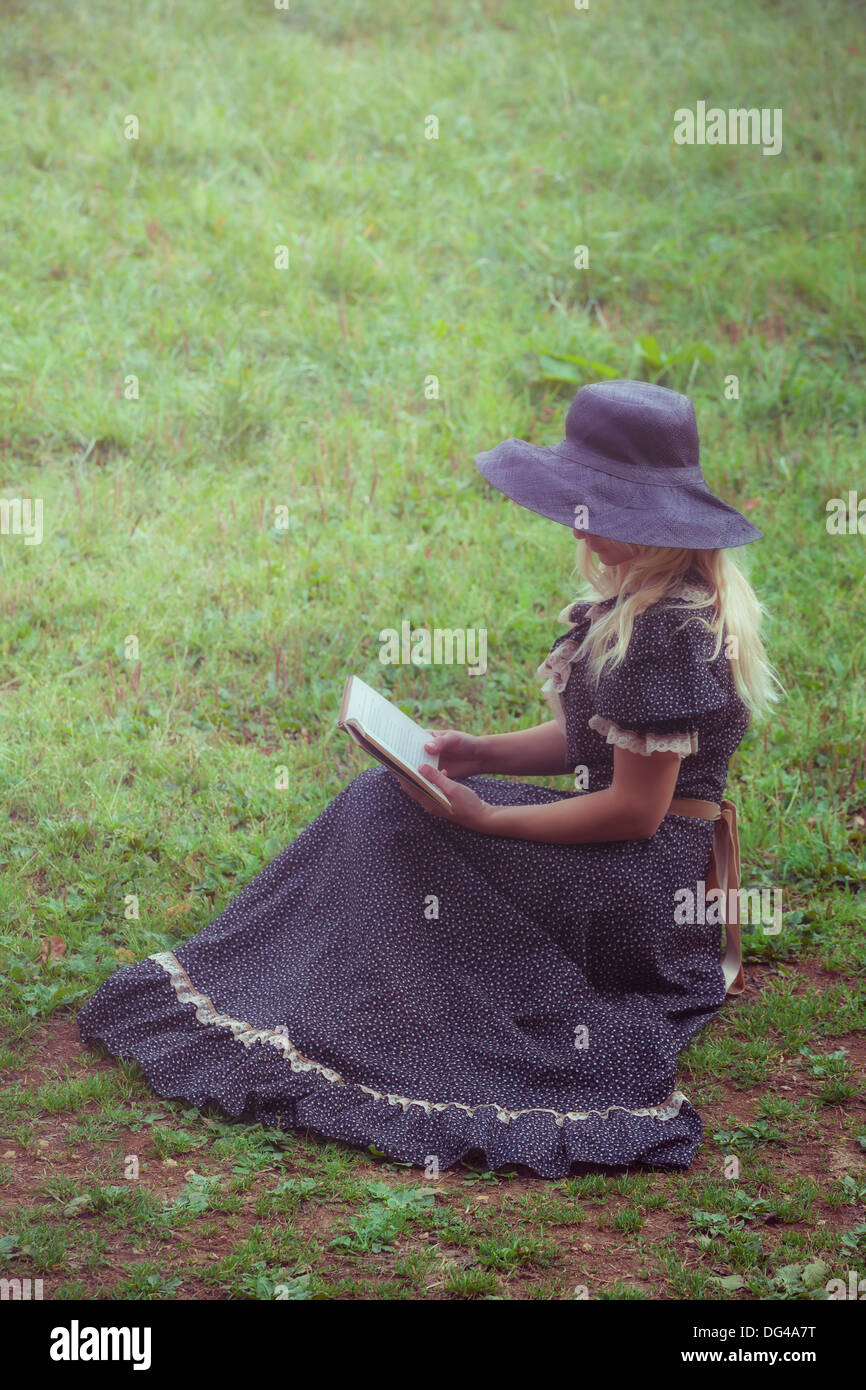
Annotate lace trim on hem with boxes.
[149,951,345,1085]
[588,715,699,758]
[148,951,688,1128]
[357,1086,687,1127]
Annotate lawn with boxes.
[0,0,864,1303]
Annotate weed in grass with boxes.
[596,1279,652,1300]
[423,1207,478,1248]
[612,1208,646,1234]
[773,1230,814,1262]
[203,1226,317,1296]
[562,1174,611,1200]
[442,1267,501,1298]
[817,1080,861,1106]
[110,1264,184,1300]
[253,1176,332,1217]
[53,1279,92,1300]
[391,1246,439,1288]
[330,1182,435,1255]
[840,1223,866,1255]
[526,1275,569,1300]
[799,1046,853,1079]
[769,1192,816,1224]
[762,1259,834,1301]
[611,1173,652,1199]
[1,1218,78,1271]
[166,1173,224,1218]
[655,1250,716,1300]
[65,1114,137,1146]
[826,1174,866,1208]
[458,1165,517,1186]
[711,1118,786,1150]
[755,1095,822,1134]
[239,1267,328,1301]
[149,1126,206,1158]
[476,1224,559,1272]
[518,1196,587,1227]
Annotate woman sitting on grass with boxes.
[78,380,778,1177]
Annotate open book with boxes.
[338,675,452,810]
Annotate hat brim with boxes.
[474,438,762,549]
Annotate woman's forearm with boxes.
[478,720,571,776]
[483,787,652,844]
[475,744,683,844]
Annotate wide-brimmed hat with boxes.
[475,380,761,549]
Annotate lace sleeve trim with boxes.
[588,714,699,757]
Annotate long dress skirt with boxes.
[77,763,723,1177]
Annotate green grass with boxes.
[0,0,864,1300]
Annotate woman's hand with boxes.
[389,764,493,833]
[422,728,486,779]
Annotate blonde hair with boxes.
[569,541,782,721]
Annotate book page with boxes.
[344,677,438,778]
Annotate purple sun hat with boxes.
[475,380,761,549]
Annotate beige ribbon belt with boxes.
[668,797,745,997]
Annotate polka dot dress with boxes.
[77,571,750,1176]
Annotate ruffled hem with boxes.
[76,954,705,1177]
[588,715,699,758]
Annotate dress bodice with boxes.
[538,573,750,804]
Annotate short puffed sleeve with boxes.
[588,604,728,758]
